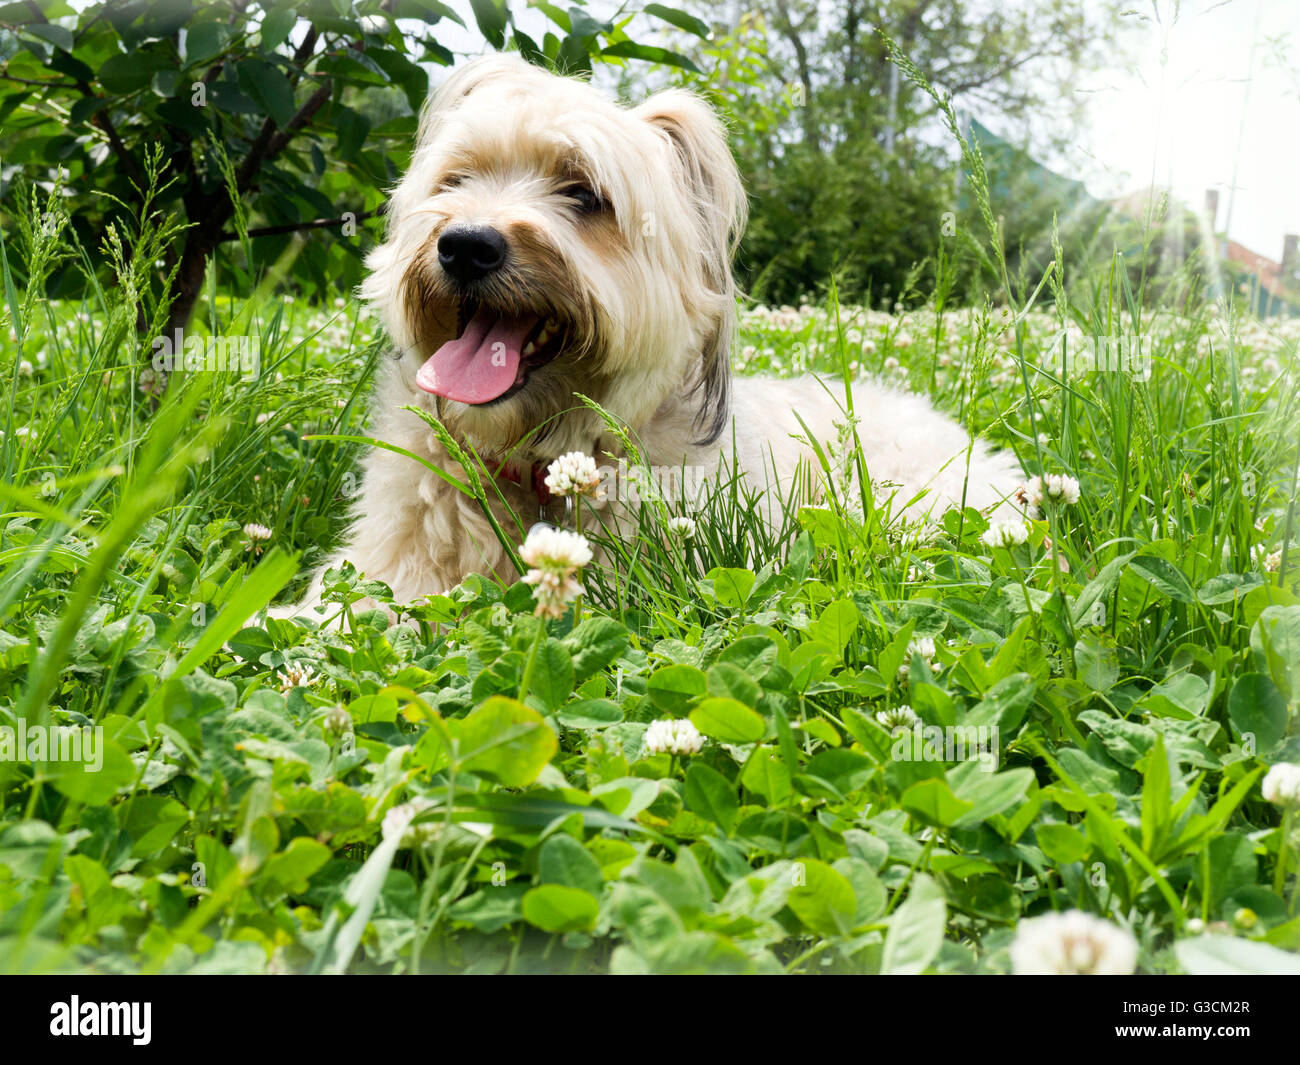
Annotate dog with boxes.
[280,54,1021,615]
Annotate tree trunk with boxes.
[163,233,216,339]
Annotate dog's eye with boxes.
[440,174,465,191]
[563,184,604,214]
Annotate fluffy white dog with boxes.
[283,54,1020,612]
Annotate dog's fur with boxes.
[284,55,1021,612]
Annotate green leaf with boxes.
[99,51,168,94]
[740,746,792,804]
[1198,573,1263,605]
[1035,823,1091,864]
[260,837,331,893]
[706,661,760,707]
[788,859,857,936]
[1174,935,1300,975]
[455,697,557,787]
[538,834,604,895]
[600,41,701,73]
[684,762,738,832]
[881,874,946,974]
[805,749,874,795]
[1250,606,1300,702]
[1139,732,1172,855]
[832,857,887,923]
[951,767,1034,828]
[901,778,974,827]
[529,639,574,711]
[185,22,233,67]
[1074,633,1119,691]
[121,796,189,857]
[468,0,508,48]
[965,674,1035,731]
[1130,555,1196,603]
[261,8,298,52]
[25,23,74,51]
[555,698,622,729]
[646,663,706,714]
[644,3,711,39]
[45,738,135,804]
[447,884,527,933]
[522,884,599,933]
[335,105,371,161]
[562,617,628,683]
[1069,552,1133,625]
[707,567,755,609]
[239,58,297,128]
[1227,673,1287,754]
[689,697,765,744]
[807,598,860,653]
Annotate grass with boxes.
[1,163,1299,974]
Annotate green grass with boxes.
[1,169,1299,974]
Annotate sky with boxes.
[1067,0,1299,261]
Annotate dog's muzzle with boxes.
[437,223,507,283]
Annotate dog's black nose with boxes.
[437,224,507,282]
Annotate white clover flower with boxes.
[1036,432,1051,447]
[897,637,938,683]
[324,704,352,736]
[243,522,272,554]
[544,451,604,499]
[1016,474,1079,513]
[1262,763,1300,806]
[520,525,592,570]
[381,796,438,846]
[644,717,704,756]
[520,525,593,618]
[1042,473,1081,505]
[277,661,318,692]
[982,520,1029,549]
[18,360,33,376]
[1016,477,1045,512]
[1010,910,1139,975]
[875,704,921,735]
[138,367,165,397]
[894,331,913,349]
[666,515,697,539]
[1256,547,1286,573]
[908,636,936,660]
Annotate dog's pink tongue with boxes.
[415,311,536,404]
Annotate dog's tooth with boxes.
[523,341,536,356]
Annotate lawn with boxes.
[1,189,1299,974]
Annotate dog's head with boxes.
[362,54,746,460]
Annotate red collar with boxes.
[494,461,552,505]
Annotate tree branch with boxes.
[218,204,385,242]
[0,72,78,88]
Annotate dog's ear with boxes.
[634,90,747,282]
[634,91,747,444]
